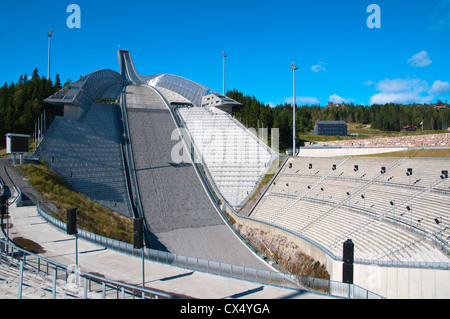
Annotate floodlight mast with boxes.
[222,51,227,95]
[291,62,299,155]
[47,30,53,80]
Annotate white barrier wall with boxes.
[329,260,450,299]
[298,147,408,157]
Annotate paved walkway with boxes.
[5,201,335,299]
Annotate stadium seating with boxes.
[177,106,276,208]
[36,84,133,217]
[251,156,450,263]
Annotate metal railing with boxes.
[0,177,4,196]
[0,238,177,299]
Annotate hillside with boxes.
[228,89,449,151]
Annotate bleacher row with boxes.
[177,107,275,208]
[37,84,133,217]
[251,157,450,263]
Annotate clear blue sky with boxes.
[1,0,449,106]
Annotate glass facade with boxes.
[146,74,212,106]
[44,69,124,109]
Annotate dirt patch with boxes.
[12,237,46,254]
[233,224,330,280]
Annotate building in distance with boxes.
[314,120,348,136]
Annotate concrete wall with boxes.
[230,210,450,299]
[340,262,450,299]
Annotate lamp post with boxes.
[133,218,145,297]
[390,200,396,225]
[406,205,413,231]
[361,194,366,213]
[441,171,448,195]
[222,51,227,95]
[406,168,412,189]
[47,30,53,80]
[291,62,298,155]
[435,217,443,235]
[321,187,325,203]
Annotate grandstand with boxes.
[177,106,276,208]
[251,156,450,263]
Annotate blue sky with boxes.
[1,0,449,106]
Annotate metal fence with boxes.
[34,202,384,299]
[0,238,177,299]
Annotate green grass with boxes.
[298,135,355,143]
[19,164,133,243]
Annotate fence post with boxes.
[84,277,88,299]
[52,268,57,299]
[18,260,24,299]
[102,282,106,299]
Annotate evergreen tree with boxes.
[0,68,61,147]
[54,74,62,90]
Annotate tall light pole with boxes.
[222,51,227,95]
[291,62,298,155]
[406,205,413,231]
[47,30,53,80]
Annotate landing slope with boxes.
[125,85,270,269]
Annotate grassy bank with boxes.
[19,164,133,243]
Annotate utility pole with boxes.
[291,62,298,155]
